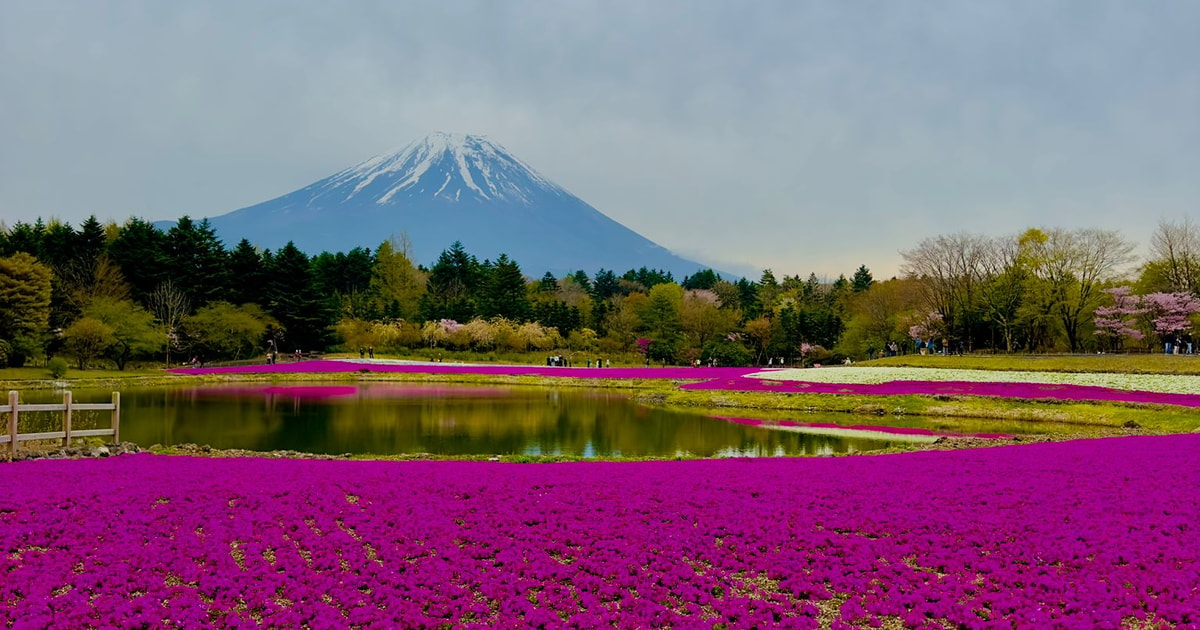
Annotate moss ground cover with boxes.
[3,437,1198,628]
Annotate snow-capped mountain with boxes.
[181,132,716,277]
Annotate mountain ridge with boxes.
[166,132,721,278]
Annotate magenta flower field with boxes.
[3,436,1198,629]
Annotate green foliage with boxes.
[0,252,53,343]
[63,316,115,370]
[851,265,874,292]
[641,283,684,344]
[47,357,68,378]
[369,238,425,320]
[182,302,277,360]
[85,298,160,370]
[0,252,53,367]
[163,216,229,307]
[531,300,581,335]
[701,337,753,367]
[681,269,719,290]
[264,242,329,351]
[590,269,620,300]
[225,239,267,308]
[421,241,481,322]
[478,254,530,321]
[621,267,675,293]
[108,217,167,303]
[646,337,680,364]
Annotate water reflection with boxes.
[16,383,1027,458]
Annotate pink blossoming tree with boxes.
[1092,287,1145,352]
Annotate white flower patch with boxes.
[751,366,1200,395]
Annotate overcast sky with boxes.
[2,1,1197,279]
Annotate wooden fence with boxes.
[1,391,120,461]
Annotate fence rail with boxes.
[1,391,120,461]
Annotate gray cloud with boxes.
[2,0,1197,279]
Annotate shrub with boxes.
[48,357,69,378]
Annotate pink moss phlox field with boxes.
[4,437,1199,628]
[681,376,1200,408]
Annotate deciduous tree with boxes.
[84,297,160,370]
[62,317,114,369]
[0,252,53,366]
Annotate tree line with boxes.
[0,215,1197,369]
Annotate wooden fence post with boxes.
[63,391,73,448]
[7,391,17,462]
[111,391,120,445]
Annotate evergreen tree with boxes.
[536,271,559,293]
[421,241,480,322]
[851,265,875,293]
[109,217,167,304]
[5,220,45,257]
[369,239,425,320]
[479,254,531,321]
[570,270,591,292]
[737,278,761,320]
[264,242,330,351]
[164,217,229,308]
[591,269,619,301]
[623,267,674,291]
[532,300,581,335]
[641,283,684,346]
[77,215,108,270]
[39,221,77,272]
[226,239,267,307]
[682,269,719,290]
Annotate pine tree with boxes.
[479,254,531,321]
[164,217,229,308]
[682,269,719,290]
[851,265,874,293]
[591,269,619,301]
[421,241,481,322]
[264,242,330,351]
[226,239,267,307]
[109,217,166,303]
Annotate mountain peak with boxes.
[186,132,718,278]
[320,131,562,206]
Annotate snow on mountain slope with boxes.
[174,132,720,278]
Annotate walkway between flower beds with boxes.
[171,360,1200,407]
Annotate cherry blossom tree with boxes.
[1141,292,1200,353]
[1092,287,1145,352]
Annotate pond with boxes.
[11,383,1057,458]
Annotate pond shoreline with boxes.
[6,427,1153,464]
[5,359,1198,451]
